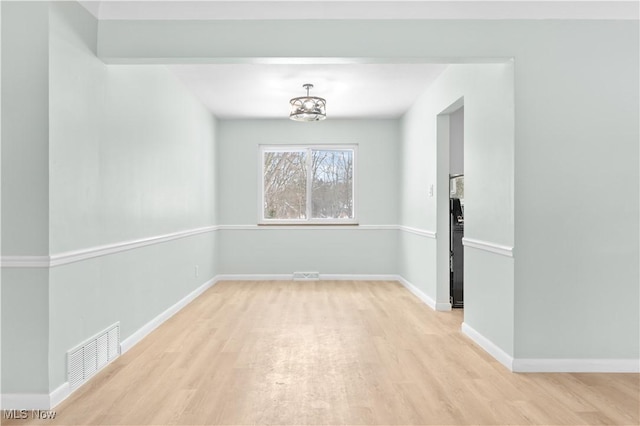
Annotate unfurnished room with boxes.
[1,0,639,425]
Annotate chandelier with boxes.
[289,84,326,122]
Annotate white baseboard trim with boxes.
[1,393,51,410]
[215,275,449,300]
[218,224,398,231]
[320,274,398,281]
[3,277,218,410]
[435,302,453,311]
[120,276,217,354]
[395,276,451,311]
[0,273,440,411]
[214,274,293,281]
[214,274,401,282]
[396,276,435,310]
[462,322,640,373]
[1,372,109,410]
[512,358,640,373]
[461,322,514,371]
[49,382,71,409]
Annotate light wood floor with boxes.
[6,280,638,425]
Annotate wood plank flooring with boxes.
[5,280,639,425]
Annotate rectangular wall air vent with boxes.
[293,271,320,280]
[67,323,120,389]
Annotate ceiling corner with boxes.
[78,1,102,19]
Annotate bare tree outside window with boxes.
[263,151,307,219]
[311,150,353,219]
[262,146,356,223]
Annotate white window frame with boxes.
[259,144,358,225]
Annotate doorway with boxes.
[449,107,464,308]
[436,98,464,310]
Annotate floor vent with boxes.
[67,323,120,389]
[293,271,320,280]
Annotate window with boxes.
[260,145,356,224]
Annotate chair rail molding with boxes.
[462,237,513,257]
[1,224,439,268]
[1,225,219,268]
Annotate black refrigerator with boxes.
[450,197,464,308]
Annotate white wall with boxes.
[1,1,51,394]
[401,63,515,353]
[513,27,639,360]
[81,14,640,363]
[47,2,219,391]
[1,1,219,395]
[1,6,637,402]
[217,119,399,276]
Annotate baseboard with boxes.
[461,322,514,371]
[435,302,453,311]
[512,358,640,373]
[49,382,70,409]
[215,275,450,312]
[462,322,640,373]
[1,376,98,411]
[320,274,398,281]
[214,274,293,281]
[120,276,217,354]
[6,275,635,412]
[1,393,51,410]
[396,276,436,310]
[3,278,218,410]
[214,274,400,282]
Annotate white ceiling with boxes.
[78,0,637,119]
[168,63,449,119]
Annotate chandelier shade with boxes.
[289,84,326,122]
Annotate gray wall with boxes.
[1,1,49,255]
[1,2,638,398]
[2,2,219,394]
[1,2,51,393]
[48,2,218,391]
[217,119,399,276]
[513,27,639,359]
[401,63,515,353]
[93,17,639,360]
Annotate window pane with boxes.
[263,151,307,219]
[311,150,354,219]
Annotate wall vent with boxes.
[293,271,320,280]
[67,323,120,389]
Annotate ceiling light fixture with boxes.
[289,84,326,122]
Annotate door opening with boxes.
[436,99,464,311]
[450,174,464,308]
[449,107,464,308]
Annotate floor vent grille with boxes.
[67,323,120,389]
[293,271,320,280]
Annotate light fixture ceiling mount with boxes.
[289,83,326,122]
